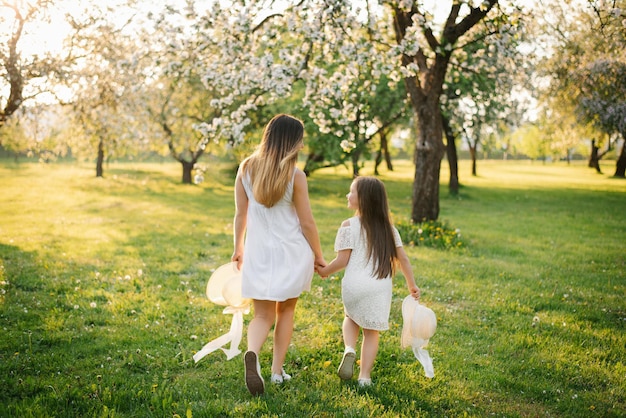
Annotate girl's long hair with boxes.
[240,114,304,207]
[355,176,398,279]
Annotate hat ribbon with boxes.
[193,305,250,363]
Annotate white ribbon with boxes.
[410,338,435,378]
[193,305,250,363]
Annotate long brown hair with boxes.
[241,114,304,207]
[355,176,398,279]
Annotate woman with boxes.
[232,114,326,395]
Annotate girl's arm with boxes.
[317,218,352,278]
[397,246,420,299]
[293,169,326,268]
[231,173,248,271]
[317,249,351,278]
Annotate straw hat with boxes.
[206,262,251,308]
[401,295,437,348]
[401,295,437,378]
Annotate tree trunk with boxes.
[96,137,104,178]
[304,152,324,176]
[392,1,496,222]
[374,131,394,175]
[411,100,445,223]
[0,8,26,130]
[614,135,626,178]
[470,145,477,176]
[351,148,362,178]
[182,160,195,184]
[442,114,459,195]
[588,139,602,174]
[383,135,393,171]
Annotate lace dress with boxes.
[334,216,403,331]
[240,168,314,301]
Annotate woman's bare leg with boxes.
[247,299,276,354]
[271,297,298,375]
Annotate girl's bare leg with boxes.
[359,328,379,380]
[342,316,360,350]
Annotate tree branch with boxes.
[446,0,498,43]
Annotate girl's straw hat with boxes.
[401,295,437,378]
[401,296,437,345]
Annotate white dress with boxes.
[240,168,314,301]
[334,216,403,331]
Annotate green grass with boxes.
[0,159,624,417]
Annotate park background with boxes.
[1,0,625,416]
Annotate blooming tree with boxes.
[115,0,520,220]
[0,0,56,130]
[190,2,309,150]
[440,10,527,189]
[141,1,521,220]
[576,59,626,177]
[139,3,230,184]
[62,0,160,177]
[386,0,521,221]
[536,0,626,176]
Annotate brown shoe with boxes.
[337,351,356,380]
[244,351,264,395]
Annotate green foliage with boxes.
[513,122,551,160]
[395,219,464,250]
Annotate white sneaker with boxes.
[337,350,356,380]
[358,378,372,387]
[270,369,291,384]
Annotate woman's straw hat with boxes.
[206,262,251,308]
[193,262,251,363]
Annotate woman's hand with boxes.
[231,252,243,271]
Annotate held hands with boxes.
[316,265,328,278]
[314,257,328,278]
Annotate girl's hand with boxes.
[409,285,420,300]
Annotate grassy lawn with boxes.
[0,159,624,417]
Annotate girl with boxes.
[317,176,420,387]
[232,114,326,396]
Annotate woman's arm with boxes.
[231,173,248,270]
[293,169,326,267]
[397,246,420,299]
